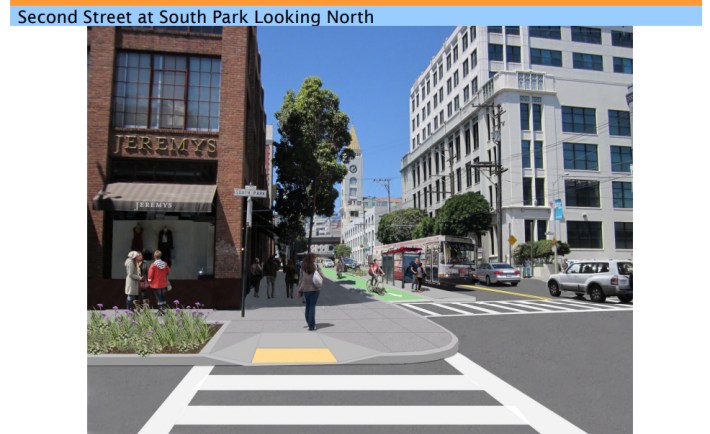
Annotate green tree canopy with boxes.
[334,244,352,260]
[273,77,354,252]
[412,217,436,239]
[433,192,492,237]
[376,208,428,244]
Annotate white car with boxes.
[321,259,335,268]
[547,259,633,303]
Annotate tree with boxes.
[334,244,352,260]
[376,208,428,244]
[513,240,572,264]
[273,77,354,253]
[412,217,436,239]
[433,192,492,238]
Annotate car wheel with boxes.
[589,284,606,303]
[485,275,492,286]
[618,294,633,303]
[548,281,561,297]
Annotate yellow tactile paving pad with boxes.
[252,348,338,364]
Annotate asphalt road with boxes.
[88,278,632,434]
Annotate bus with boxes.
[374,235,478,287]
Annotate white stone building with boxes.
[342,205,391,265]
[401,26,633,262]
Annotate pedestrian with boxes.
[136,251,151,308]
[124,251,142,310]
[284,259,298,298]
[263,255,278,299]
[415,260,426,292]
[408,257,421,292]
[148,249,171,313]
[250,257,263,298]
[297,252,323,331]
[336,258,345,279]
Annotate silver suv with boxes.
[547,260,633,303]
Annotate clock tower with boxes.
[341,126,363,229]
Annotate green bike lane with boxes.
[319,267,424,302]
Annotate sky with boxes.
[257,26,455,211]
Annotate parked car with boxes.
[341,257,361,270]
[321,258,335,268]
[547,260,633,303]
[475,262,521,286]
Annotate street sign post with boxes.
[235,184,267,318]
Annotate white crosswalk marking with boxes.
[141,353,585,431]
[399,298,633,317]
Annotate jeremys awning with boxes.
[93,182,217,213]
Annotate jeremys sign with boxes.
[112,134,217,155]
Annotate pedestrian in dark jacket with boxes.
[264,255,278,299]
[284,259,298,299]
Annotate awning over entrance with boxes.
[93,182,217,213]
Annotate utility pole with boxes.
[471,104,506,263]
[373,178,392,214]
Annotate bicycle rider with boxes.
[368,258,384,288]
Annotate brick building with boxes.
[87,26,270,309]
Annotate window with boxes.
[565,180,600,207]
[456,168,462,192]
[474,157,481,183]
[573,53,603,71]
[507,45,521,63]
[466,163,472,187]
[529,26,561,39]
[489,44,504,61]
[463,85,470,103]
[567,221,603,249]
[522,140,531,168]
[612,30,633,48]
[462,33,469,51]
[454,71,459,87]
[439,87,444,101]
[615,222,633,249]
[571,26,602,44]
[447,102,453,117]
[471,77,478,93]
[609,110,631,136]
[453,45,459,62]
[439,110,444,125]
[562,106,596,134]
[523,177,532,205]
[564,143,598,170]
[470,26,477,40]
[455,135,461,161]
[520,103,530,130]
[464,128,471,154]
[535,178,545,206]
[426,79,430,94]
[454,96,460,111]
[349,188,358,196]
[471,49,477,67]
[613,182,633,208]
[433,71,438,86]
[447,78,452,95]
[488,26,502,34]
[350,211,359,217]
[532,104,542,131]
[447,53,452,70]
[530,48,562,67]
[613,57,633,74]
[534,141,544,168]
[439,64,443,78]
[435,151,440,173]
[611,146,633,172]
[463,59,469,77]
[505,26,520,35]
[436,180,441,202]
[112,52,221,131]
[349,177,357,185]
[434,116,439,130]
[411,98,415,113]
[433,94,438,109]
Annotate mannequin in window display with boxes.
[131,223,143,252]
[158,225,173,266]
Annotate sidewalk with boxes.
[88,269,459,367]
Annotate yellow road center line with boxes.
[457,284,550,300]
[252,348,337,364]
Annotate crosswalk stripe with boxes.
[201,375,482,391]
[451,302,500,314]
[479,301,532,313]
[498,301,553,312]
[446,353,586,433]
[176,405,527,426]
[430,302,475,315]
[564,299,632,309]
[518,300,577,311]
[402,303,442,316]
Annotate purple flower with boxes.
[112,306,119,310]
[186,305,192,309]
[97,304,104,309]
[173,299,180,305]
[125,310,133,315]
[175,308,182,313]
[195,302,202,307]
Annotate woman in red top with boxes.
[148,250,171,312]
